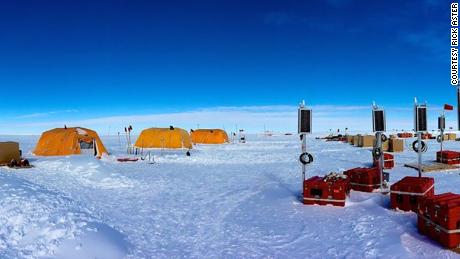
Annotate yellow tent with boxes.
[191,129,229,144]
[134,127,192,149]
[34,127,108,157]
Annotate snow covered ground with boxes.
[0,134,459,258]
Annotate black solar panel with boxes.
[373,110,385,132]
[415,106,427,132]
[438,116,445,130]
[298,109,312,134]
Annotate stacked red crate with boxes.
[417,193,460,249]
[343,167,381,192]
[303,174,351,207]
[390,176,434,212]
[373,153,394,169]
[436,150,460,165]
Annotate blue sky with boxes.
[0,0,455,134]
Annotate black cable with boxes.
[436,135,442,143]
[412,140,427,153]
[299,152,313,165]
[372,147,382,159]
[381,134,388,142]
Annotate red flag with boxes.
[444,104,454,111]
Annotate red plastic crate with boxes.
[390,176,434,212]
[417,193,460,249]
[343,167,381,192]
[436,150,460,165]
[418,193,455,235]
[303,174,350,207]
[421,193,460,225]
[397,133,413,138]
[421,133,433,140]
[373,153,394,169]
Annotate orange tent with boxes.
[191,129,229,144]
[34,127,108,157]
[134,127,192,149]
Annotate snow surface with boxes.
[0,134,459,258]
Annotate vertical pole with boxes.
[376,132,384,191]
[417,132,422,177]
[118,132,121,150]
[440,112,444,163]
[301,133,307,182]
[440,128,444,163]
[141,140,144,157]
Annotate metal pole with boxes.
[118,132,121,150]
[301,133,307,182]
[440,128,444,162]
[440,111,445,163]
[376,132,384,191]
[417,132,422,177]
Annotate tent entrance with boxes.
[79,139,97,156]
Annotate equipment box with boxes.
[359,135,375,148]
[0,142,20,165]
[373,153,394,169]
[303,174,351,207]
[390,176,434,212]
[447,133,457,141]
[417,193,460,249]
[353,135,360,146]
[436,150,460,165]
[346,135,353,143]
[343,167,381,192]
[389,138,405,152]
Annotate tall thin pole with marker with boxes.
[372,102,386,192]
[414,98,427,177]
[298,100,312,188]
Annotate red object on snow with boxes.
[390,176,434,212]
[436,150,460,165]
[417,192,460,249]
[421,133,433,140]
[343,167,381,192]
[444,104,454,111]
[303,174,351,207]
[397,132,413,138]
[373,153,394,169]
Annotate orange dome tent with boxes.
[34,127,108,157]
[191,129,229,144]
[134,127,192,149]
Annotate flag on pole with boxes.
[444,104,454,111]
